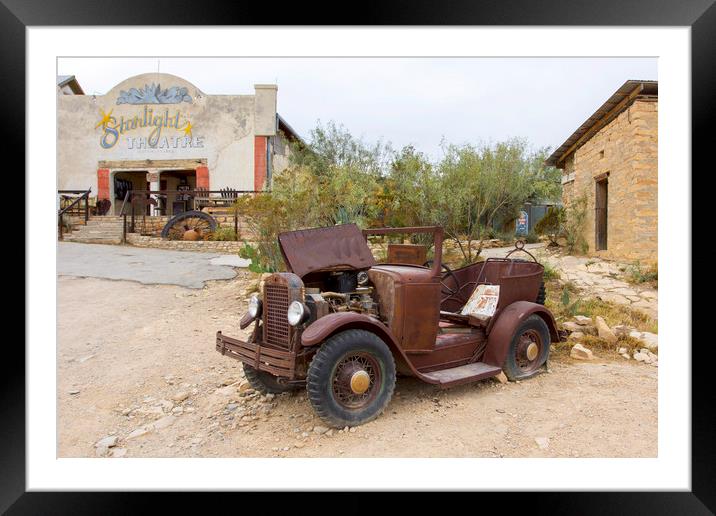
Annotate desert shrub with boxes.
[542,261,561,281]
[563,194,589,255]
[524,230,540,243]
[624,261,658,288]
[534,206,565,246]
[209,226,238,241]
[238,242,275,274]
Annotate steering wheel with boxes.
[423,260,460,299]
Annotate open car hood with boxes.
[277,224,376,278]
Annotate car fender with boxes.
[482,301,559,368]
[301,312,419,376]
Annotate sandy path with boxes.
[58,274,657,458]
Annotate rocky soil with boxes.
[58,273,657,459]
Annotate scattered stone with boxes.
[68,389,80,395]
[563,321,585,332]
[595,316,618,344]
[226,403,239,412]
[172,390,190,402]
[126,426,151,440]
[568,331,585,340]
[77,354,96,363]
[95,435,118,449]
[294,442,305,449]
[159,399,174,412]
[95,446,109,457]
[109,448,127,458]
[612,325,633,337]
[349,427,356,433]
[493,371,508,384]
[172,406,184,415]
[238,380,252,393]
[153,415,176,430]
[325,430,334,437]
[638,332,658,351]
[633,351,648,362]
[535,437,550,450]
[313,425,329,435]
[570,343,594,360]
[573,315,593,326]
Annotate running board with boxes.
[420,362,502,389]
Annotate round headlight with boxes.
[287,301,307,326]
[248,294,262,318]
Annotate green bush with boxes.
[563,194,589,255]
[238,242,275,274]
[209,227,238,241]
[624,261,658,287]
[524,230,540,243]
[534,206,564,246]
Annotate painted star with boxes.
[182,121,193,137]
[95,108,113,129]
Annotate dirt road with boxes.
[58,271,657,458]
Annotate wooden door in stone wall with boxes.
[595,176,608,251]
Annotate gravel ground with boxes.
[58,273,657,458]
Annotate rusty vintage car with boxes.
[216,224,557,428]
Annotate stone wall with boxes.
[561,99,657,263]
[126,234,245,253]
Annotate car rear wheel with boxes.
[242,364,298,394]
[306,329,396,428]
[502,315,551,381]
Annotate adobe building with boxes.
[546,80,657,262]
[57,73,300,216]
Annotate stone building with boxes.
[546,80,657,262]
[57,73,300,216]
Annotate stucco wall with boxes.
[561,99,658,262]
[57,73,290,211]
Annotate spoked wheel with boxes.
[502,315,551,381]
[307,329,396,428]
[161,210,217,240]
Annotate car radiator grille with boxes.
[264,283,291,347]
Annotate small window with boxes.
[599,150,605,159]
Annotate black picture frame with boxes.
[8,0,707,513]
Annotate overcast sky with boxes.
[58,57,657,161]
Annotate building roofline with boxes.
[277,114,304,145]
[57,75,85,95]
[545,79,657,168]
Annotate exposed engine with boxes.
[304,270,379,321]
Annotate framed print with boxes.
[9,0,709,512]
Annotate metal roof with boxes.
[57,75,85,94]
[546,80,658,167]
[277,114,304,145]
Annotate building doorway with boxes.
[112,170,148,215]
[595,175,609,251]
[161,169,197,216]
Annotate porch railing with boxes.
[57,188,91,240]
[119,188,261,243]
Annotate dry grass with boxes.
[544,279,658,334]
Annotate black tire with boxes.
[306,329,396,428]
[502,315,551,381]
[536,280,547,305]
[242,363,297,394]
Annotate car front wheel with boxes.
[306,329,396,428]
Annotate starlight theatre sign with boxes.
[96,83,204,150]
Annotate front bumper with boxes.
[215,331,296,378]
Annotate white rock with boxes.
[595,316,618,344]
[617,347,628,355]
[238,380,252,393]
[95,435,118,449]
[633,351,647,362]
[569,331,585,340]
[126,426,151,440]
[493,371,508,384]
[535,437,550,450]
[570,343,594,360]
[573,316,593,326]
[313,425,329,435]
[638,332,658,351]
[109,448,127,458]
[152,415,176,430]
[172,390,190,402]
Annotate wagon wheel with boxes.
[161,210,217,240]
